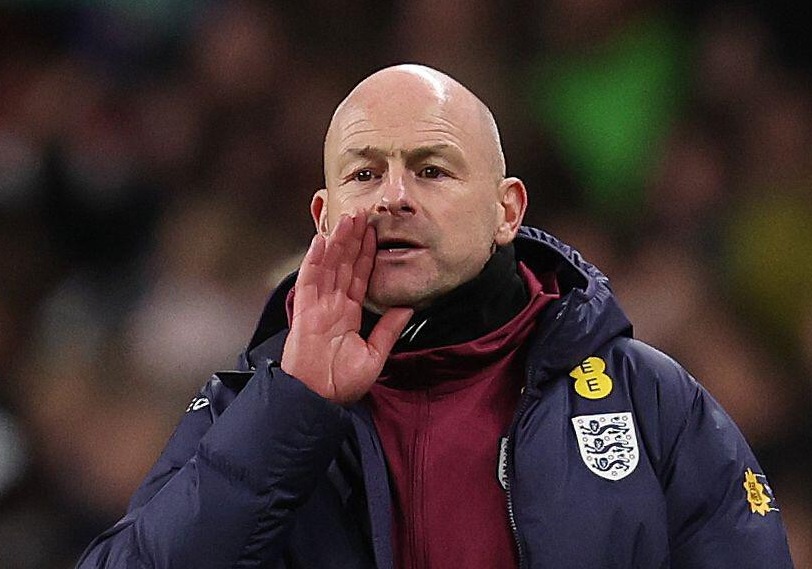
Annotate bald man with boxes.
[78,65,794,568]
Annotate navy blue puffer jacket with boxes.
[77,227,794,568]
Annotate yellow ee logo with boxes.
[570,357,613,400]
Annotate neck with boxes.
[361,244,528,351]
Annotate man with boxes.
[77,65,794,568]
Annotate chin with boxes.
[366,279,450,313]
[365,286,427,313]
[366,263,458,311]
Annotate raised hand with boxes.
[281,213,414,405]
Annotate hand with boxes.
[281,213,414,405]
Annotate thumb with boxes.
[367,307,414,364]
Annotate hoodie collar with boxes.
[359,244,529,351]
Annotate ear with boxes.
[493,177,527,246]
[310,189,330,235]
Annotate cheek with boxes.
[440,209,498,267]
[327,193,374,227]
[451,200,499,245]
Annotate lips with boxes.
[374,236,426,260]
[376,237,424,252]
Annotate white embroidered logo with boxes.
[572,412,639,481]
[399,318,429,344]
[186,396,210,413]
[497,437,509,491]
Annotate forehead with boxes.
[327,82,488,164]
[337,109,465,153]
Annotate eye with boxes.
[353,169,375,182]
[418,165,445,179]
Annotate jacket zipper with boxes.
[505,386,533,569]
[504,297,571,568]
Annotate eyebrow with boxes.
[341,144,467,169]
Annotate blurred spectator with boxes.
[0,409,26,502]
[123,194,300,400]
[525,1,690,224]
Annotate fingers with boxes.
[318,214,351,291]
[348,224,376,303]
[336,213,368,293]
[367,307,414,364]
[294,233,326,306]
[320,213,369,293]
[301,233,326,273]
[296,212,373,313]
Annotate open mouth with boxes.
[377,239,421,252]
[378,238,424,254]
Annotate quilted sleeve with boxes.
[75,362,352,569]
[624,340,795,569]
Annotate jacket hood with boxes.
[513,227,632,386]
[240,226,632,380]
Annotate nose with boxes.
[373,173,415,217]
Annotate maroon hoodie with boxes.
[367,264,559,568]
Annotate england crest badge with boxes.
[571,412,639,481]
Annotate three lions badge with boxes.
[571,412,639,481]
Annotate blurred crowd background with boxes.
[1,0,811,566]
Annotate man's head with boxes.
[312,64,527,313]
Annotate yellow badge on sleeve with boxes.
[743,468,779,516]
[570,357,613,400]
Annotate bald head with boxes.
[310,64,527,312]
[323,64,506,187]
